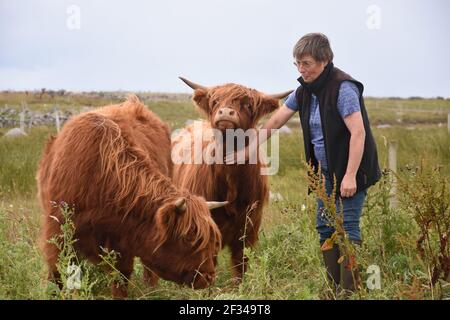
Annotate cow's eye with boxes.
[183,233,196,245]
[241,102,252,111]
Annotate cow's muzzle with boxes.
[214,107,239,130]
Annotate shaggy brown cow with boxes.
[37,95,226,298]
[172,78,292,281]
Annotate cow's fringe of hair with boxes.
[153,194,222,254]
[208,84,264,110]
[95,97,220,252]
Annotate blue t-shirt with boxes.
[285,81,361,171]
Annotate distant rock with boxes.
[279,125,293,134]
[269,191,284,202]
[3,128,27,137]
[0,107,74,128]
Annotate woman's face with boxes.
[294,55,328,83]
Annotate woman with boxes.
[226,33,381,294]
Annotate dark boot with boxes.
[340,240,362,296]
[321,242,341,294]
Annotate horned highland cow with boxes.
[171,78,292,281]
[37,95,226,298]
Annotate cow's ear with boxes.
[155,203,175,231]
[192,89,210,114]
[154,199,185,241]
[255,97,280,119]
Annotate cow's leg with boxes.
[42,235,63,289]
[47,261,63,290]
[48,268,62,289]
[111,254,134,299]
[230,244,249,283]
[142,263,159,287]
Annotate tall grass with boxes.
[0,127,56,198]
[0,96,449,299]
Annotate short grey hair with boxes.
[293,33,334,63]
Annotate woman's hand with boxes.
[340,173,357,197]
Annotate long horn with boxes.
[179,77,207,90]
[174,197,186,212]
[206,201,228,210]
[267,90,294,100]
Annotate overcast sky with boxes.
[1,0,449,97]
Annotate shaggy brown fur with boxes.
[172,82,290,281]
[37,95,221,298]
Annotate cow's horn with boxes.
[179,77,207,90]
[267,90,294,100]
[174,198,186,212]
[206,201,228,210]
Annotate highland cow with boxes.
[172,78,292,281]
[37,95,226,298]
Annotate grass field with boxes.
[0,92,449,300]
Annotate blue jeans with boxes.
[316,169,367,242]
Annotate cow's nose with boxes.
[218,108,235,116]
[204,273,215,285]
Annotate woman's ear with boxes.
[192,89,210,115]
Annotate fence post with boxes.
[20,101,27,132]
[55,106,60,133]
[388,141,398,209]
[20,111,25,132]
[447,113,450,133]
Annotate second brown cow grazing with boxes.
[172,78,292,281]
[37,95,226,298]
